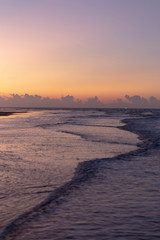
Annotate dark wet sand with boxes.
[0,112,15,116]
[0,111,26,117]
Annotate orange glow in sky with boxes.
[0,1,160,102]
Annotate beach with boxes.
[0,112,14,116]
[0,108,160,240]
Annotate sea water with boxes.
[0,108,160,239]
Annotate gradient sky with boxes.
[0,0,160,101]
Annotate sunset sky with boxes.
[0,0,160,101]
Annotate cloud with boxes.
[103,95,160,108]
[149,96,160,107]
[85,96,103,107]
[124,95,160,108]
[0,94,104,108]
[125,95,148,106]
[0,94,160,108]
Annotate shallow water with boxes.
[15,150,160,240]
[0,108,160,239]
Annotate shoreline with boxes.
[1,110,160,239]
[0,114,149,239]
[0,111,27,117]
[0,112,15,117]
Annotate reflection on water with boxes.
[15,150,160,240]
[0,109,138,231]
[2,109,159,240]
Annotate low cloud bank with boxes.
[111,95,160,108]
[0,94,160,108]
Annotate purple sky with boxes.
[0,0,160,103]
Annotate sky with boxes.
[0,0,160,104]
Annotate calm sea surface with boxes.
[0,108,159,239]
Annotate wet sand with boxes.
[0,111,26,117]
[0,112,15,116]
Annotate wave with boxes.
[35,122,116,129]
[34,123,64,128]
[1,113,160,239]
[59,130,136,146]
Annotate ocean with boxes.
[0,108,159,240]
